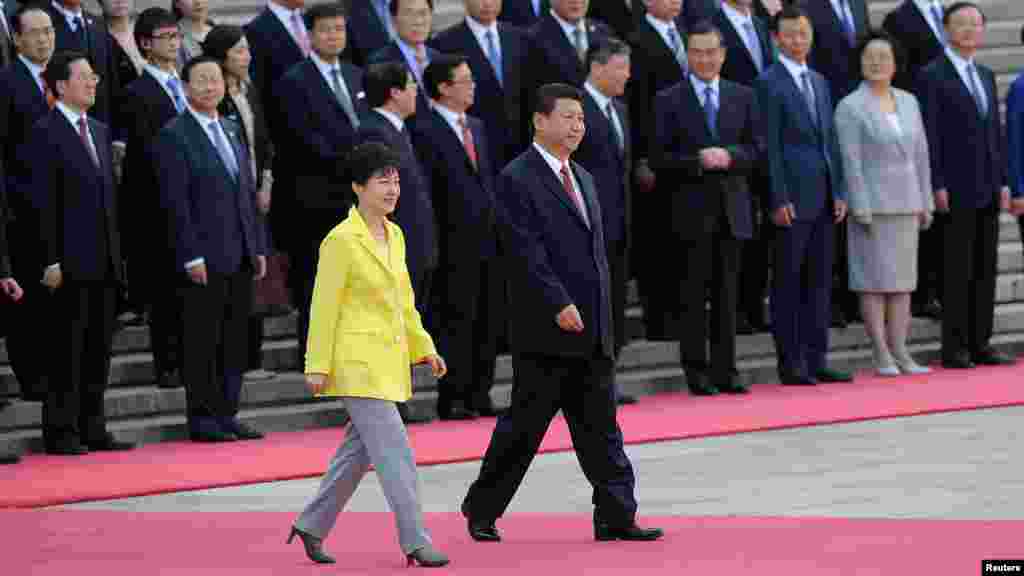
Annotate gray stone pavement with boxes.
[66,407,1024,520]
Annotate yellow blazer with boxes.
[305,207,437,401]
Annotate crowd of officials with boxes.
[1,0,1023,468]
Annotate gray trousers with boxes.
[294,396,431,554]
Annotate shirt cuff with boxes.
[184,258,204,270]
[46,263,60,272]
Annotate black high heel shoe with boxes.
[405,545,450,568]
[287,526,336,564]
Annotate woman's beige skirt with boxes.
[847,214,919,293]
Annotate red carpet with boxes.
[2,364,1023,508]
[6,510,1022,574]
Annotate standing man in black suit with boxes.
[358,62,437,316]
[45,0,117,126]
[499,0,546,27]
[574,38,636,404]
[627,0,688,340]
[526,0,611,112]
[430,0,531,172]
[344,0,394,66]
[460,84,663,544]
[804,0,869,328]
[588,0,635,39]
[417,55,501,420]
[1,4,54,404]
[653,22,758,395]
[0,112,25,465]
[246,0,308,120]
[367,0,439,135]
[716,0,775,333]
[154,56,268,443]
[28,50,134,455]
[918,2,1014,369]
[120,7,185,391]
[273,1,363,367]
[0,0,18,67]
[883,0,947,319]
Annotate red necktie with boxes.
[560,163,588,226]
[40,72,55,109]
[77,116,100,168]
[458,116,477,170]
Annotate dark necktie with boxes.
[458,116,478,170]
[74,16,88,49]
[801,71,819,127]
[485,30,503,87]
[560,163,589,226]
[77,116,100,168]
[606,101,624,154]
[704,85,718,139]
[210,121,239,181]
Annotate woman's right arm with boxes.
[834,100,870,224]
[305,232,349,377]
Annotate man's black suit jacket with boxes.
[414,108,497,264]
[343,0,392,67]
[367,42,440,134]
[45,4,118,126]
[652,78,758,240]
[0,57,49,225]
[429,20,530,172]
[804,0,869,102]
[357,109,437,276]
[627,18,687,166]
[498,146,614,359]
[245,7,306,138]
[714,8,774,87]
[882,0,945,92]
[273,58,364,245]
[526,14,611,112]
[25,109,122,283]
[498,0,543,28]
[574,90,631,251]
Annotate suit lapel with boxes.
[683,78,716,141]
[572,161,599,233]
[186,114,234,183]
[814,73,830,136]
[941,55,985,121]
[718,12,758,73]
[529,148,590,230]
[349,211,397,280]
[16,59,47,108]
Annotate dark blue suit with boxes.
[0,57,52,401]
[498,0,543,28]
[463,145,637,530]
[415,108,502,416]
[45,5,118,126]
[344,0,392,67]
[429,20,530,172]
[755,61,845,382]
[273,58,364,356]
[245,7,306,164]
[526,14,611,111]
[154,112,265,437]
[357,109,436,310]
[918,53,1005,361]
[805,0,869,102]
[25,109,122,449]
[367,42,440,134]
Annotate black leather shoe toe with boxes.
[594,523,664,542]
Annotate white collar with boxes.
[267,0,302,25]
[913,0,944,14]
[721,2,754,27]
[550,9,585,37]
[55,101,87,128]
[144,62,178,84]
[187,104,219,125]
[584,81,613,112]
[778,53,811,84]
[311,51,340,76]
[644,13,680,37]
[51,1,85,23]
[432,102,465,131]
[465,14,499,40]
[374,107,405,132]
[532,141,570,175]
[689,73,720,96]
[944,45,974,71]
[18,54,46,79]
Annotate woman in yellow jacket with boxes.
[287,143,449,568]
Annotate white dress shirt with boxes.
[374,107,406,133]
[51,0,87,31]
[144,63,183,107]
[18,54,47,95]
[432,102,467,146]
[828,0,857,31]
[644,13,685,56]
[689,73,721,112]
[532,141,589,225]
[778,52,812,87]
[944,46,987,109]
[267,0,306,51]
[465,15,502,65]
[551,9,588,56]
[721,2,761,61]
[914,0,946,41]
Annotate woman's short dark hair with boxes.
[365,61,410,108]
[348,142,402,203]
[853,29,906,80]
[200,24,246,64]
[534,83,582,117]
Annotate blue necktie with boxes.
[704,85,718,139]
[837,0,856,46]
[967,62,988,117]
[166,77,185,113]
[210,121,239,180]
[801,71,819,127]
[742,20,763,73]
[485,29,503,87]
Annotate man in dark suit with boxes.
[273,1,364,367]
[883,0,947,319]
[917,2,1014,369]
[626,0,688,340]
[27,50,134,454]
[154,56,268,443]
[499,0,546,27]
[245,0,308,122]
[804,0,869,327]
[525,0,612,113]
[44,0,117,126]
[367,0,439,135]
[653,22,758,395]
[460,83,663,544]
[358,62,436,314]
[754,6,851,385]
[716,0,774,333]
[0,0,18,67]
[1,4,54,404]
[430,0,531,172]
[119,7,185,390]
[417,55,501,420]
[574,39,636,404]
[344,0,394,66]
[0,124,25,465]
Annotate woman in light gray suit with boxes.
[835,32,934,376]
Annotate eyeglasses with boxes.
[447,77,475,86]
[152,31,183,41]
[71,72,103,84]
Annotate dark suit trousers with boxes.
[771,209,834,379]
[739,194,771,325]
[464,353,637,527]
[5,220,54,401]
[941,206,998,359]
[433,258,500,414]
[179,269,251,434]
[148,278,182,376]
[607,239,628,355]
[915,214,946,306]
[679,215,741,380]
[43,281,117,447]
[286,236,317,364]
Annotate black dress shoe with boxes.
[0,453,21,464]
[287,526,335,564]
[475,404,507,418]
[190,430,238,443]
[971,348,1016,366]
[830,307,848,329]
[398,402,434,424]
[735,316,755,335]
[779,371,817,386]
[686,372,719,396]
[814,368,853,383]
[226,421,264,440]
[594,522,665,542]
[461,498,501,542]
[941,351,974,370]
[86,433,135,451]
[438,406,479,421]
[0,398,10,410]
[47,441,89,456]
[716,381,750,394]
[616,394,638,405]
[156,370,182,389]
